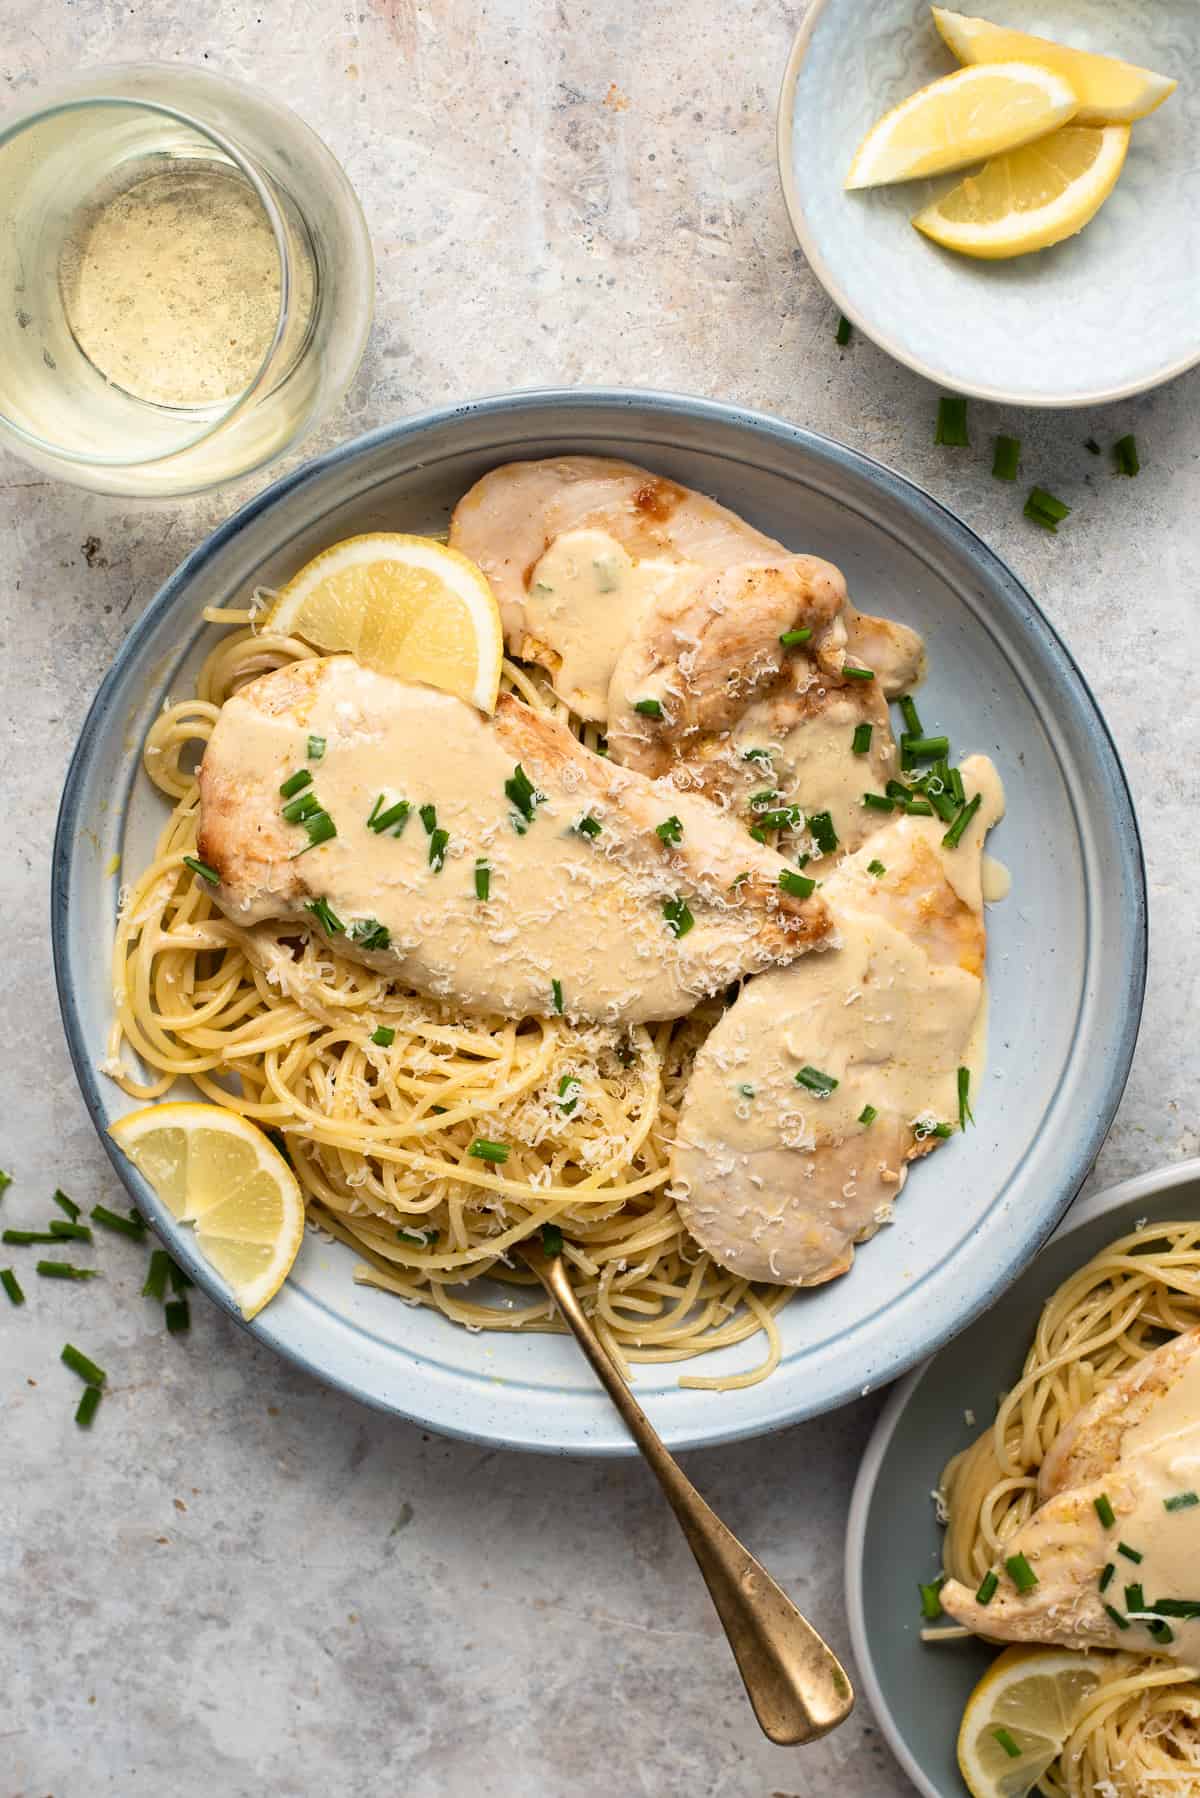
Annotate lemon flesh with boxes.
[264,533,504,715]
[956,1645,1104,1798]
[109,1103,305,1319]
[913,124,1129,259]
[845,61,1078,189]
[932,8,1177,126]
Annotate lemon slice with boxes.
[845,62,1078,188]
[957,1645,1104,1798]
[913,124,1129,259]
[109,1103,305,1320]
[264,534,504,714]
[932,8,1177,126]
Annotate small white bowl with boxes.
[778,0,1200,406]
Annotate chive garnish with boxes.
[935,395,969,447]
[918,1578,945,1621]
[1148,1599,1200,1618]
[419,802,438,835]
[1006,1553,1038,1593]
[948,765,965,806]
[165,1298,190,1333]
[795,1065,838,1097]
[992,435,1020,482]
[307,735,325,761]
[779,869,815,899]
[750,790,779,812]
[575,814,602,839]
[504,766,543,823]
[743,747,772,764]
[843,665,874,682]
[756,805,804,832]
[371,1026,395,1047]
[852,723,873,755]
[281,790,321,823]
[896,699,920,739]
[474,858,491,902]
[368,799,410,835]
[468,1140,509,1164]
[551,979,564,1015]
[51,1189,79,1220]
[858,1105,878,1127]
[49,1220,92,1242]
[943,793,982,849]
[1148,1619,1175,1646]
[1024,487,1071,532]
[730,872,750,890]
[633,698,663,718]
[656,815,683,845]
[748,827,766,843]
[808,811,838,854]
[1099,1562,1115,1593]
[779,627,813,648]
[957,1067,974,1132]
[903,799,933,817]
[168,1260,193,1294]
[1,1268,24,1305]
[279,769,312,799]
[36,1261,99,1280]
[395,1228,431,1247]
[975,1570,998,1606]
[428,828,449,871]
[1113,434,1139,477]
[75,1385,102,1428]
[3,1229,60,1244]
[861,793,895,812]
[142,1250,170,1302]
[992,1729,1020,1761]
[61,1343,106,1386]
[1164,1491,1200,1512]
[663,897,695,939]
[926,787,958,823]
[541,1223,564,1257]
[292,810,336,854]
[929,1123,954,1139]
[558,1075,581,1116]
[901,734,950,763]
[867,860,886,877]
[1104,1602,1131,1631]
[367,793,383,828]
[1117,1542,1142,1564]
[0,1169,10,1196]
[738,1084,755,1099]
[835,314,851,346]
[305,897,344,935]
[1125,1583,1145,1614]
[350,918,390,952]
[183,855,220,886]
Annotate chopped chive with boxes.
[504,766,543,824]
[368,799,411,835]
[943,793,982,849]
[795,1065,838,1097]
[558,1074,581,1116]
[633,698,663,718]
[1113,434,1139,477]
[992,1729,1020,1762]
[1117,1542,1143,1565]
[897,697,922,736]
[656,815,683,845]
[835,313,851,346]
[1149,1599,1200,1618]
[36,1261,99,1281]
[428,827,449,871]
[851,722,873,755]
[541,1223,564,1256]
[780,869,815,899]
[292,810,336,854]
[164,1298,190,1333]
[927,787,958,822]
[808,811,838,854]
[52,1188,80,1221]
[351,917,391,952]
[0,1169,10,1196]
[419,802,438,835]
[367,793,384,828]
[305,897,344,935]
[1104,1602,1131,1631]
[929,1123,954,1139]
[280,790,321,823]
[903,799,934,816]
[663,897,695,939]
[1164,1491,1200,1512]
[1125,1583,1146,1614]
[737,1083,755,1099]
[91,1204,146,1240]
[748,826,766,843]
[307,735,325,761]
[49,1220,92,1242]
[867,859,886,877]
[1148,1619,1175,1646]
[75,1385,102,1428]
[756,805,804,832]
[935,395,969,447]
[1099,1562,1115,1593]
[975,1570,998,1606]
[279,769,312,799]
[468,1139,509,1164]
[182,855,220,886]
[142,1250,170,1302]
[395,1228,432,1247]
[749,789,779,812]
[885,779,912,800]
[370,1026,395,1047]
[474,859,491,901]
[843,665,874,682]
[730,872,750,890]
[168,1260,193,1294]
[947,766,964,806]
[3,1229,60,1244]
[992,434,1020,482]
[551,979,564,1015]
[1024,486,1071,532]
[957,1067,974,1132]
[858,1104,878,1127]
[780,627,813,648]
[900,734,950,763]
[1,1268,24,1305]
[61,1343,106,1386]
[742,747,772,764]
[1085,437,1101,455]
[918,1578,945,1620]
[575,814,602,839]
[1006,1553,1038,1593]
[861,793,895,812]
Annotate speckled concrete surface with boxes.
[1,5,1197,1795]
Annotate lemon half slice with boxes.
[932,8,1177,126]
[109,1103,305,1320]
[957,1645,1104,1798]
[264,534,504,714]
[845,61,1078,189]
[913,124,1129,259]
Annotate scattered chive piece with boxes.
[1118,1542,1143,1564]
[1151,1599,1200,1618]
[1164,1491,1200,1512]
[36,1261,99,1281]
[351,918,391,951]
[419,802,438,835]
[558,1074,581,1116]
[541,1223,564,1256]
[575,815,602,839]
[663,897,695,940]
[929,1123,954,1139]
[305,897,344,935]
[280,790,321,824]
[756,805,805,832]
[474,859,491,901]
[168,1260,193,1294]
[49,1220,92,1242]
[428,827,449,871]
[867,860,886,878]
[935,395,969,447]
[743,747,772,764]
[957,1067,974,1132]
[737,1083,755,1099]
[843,665,874,682]
[656,815,683,845]
[948,765,965,806]
[52,1188,80,1221]
[91,1204,146,1241]
[1125,1583,1146,1614]
[748,826,766,843]
[1148,1619,1175,1646]
[862,793,895,812]
[835,313,852,346]
[795,1065,838,1097]
[1006,1552,1038,1593]
[367,793,383,828]
[1085,437,1101,455]
[1024,486,1071,532]
[182,855,220,886]
[142,1250,170,1302]
[1104,1602,1131,1631]
[164,1298,190,1334]
[0,1169,10,1196]
[992,1729,1021,1762]
[852,722,873,755]
[780,627,813,648]
[750,789,780,812]
[504,766,543,823]
[927,787,958,823]
[61,1343,106,1386]
[279,769,312,799]
[293,810,336,854]
[1,1268,24,1305]
[369,799,410,835]
[307,735,325,761]
[886,778,912,800]
[551,979,564,1015]
[903,799,934,817]
[370,1026,395,1047]
[975,1570,999,1606]
[1099,1562,1115,1593]
[75,1385,102,1428]
[943,793,982,849]
[901,734,950,762]
[918,1578,945,1621]
[395,1228,431,1247]
[730,872,750,890]
[898,697,922,736]
[468,1139,509,1164]
[3,1229,60,1244]
[1113,434,1139,477]
[858,1104,878,1127]
[808,811,838,854]
[633,698,663,718]
[780,869,816,899]
[992,434,1020,482]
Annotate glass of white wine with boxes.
[0,65,374,497]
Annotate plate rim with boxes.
[775,2,1200,409]
[51,385,1148,1453]
[844,1154,1200,1797]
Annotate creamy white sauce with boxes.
[982,854,1012,903]
[1108,1353,1200,1664]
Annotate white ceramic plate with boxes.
[778,0,1200,406]
[53,390,1145,1454]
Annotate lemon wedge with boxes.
[845,61,1078,188]
[913,123,1129,258]
[264,534,504,714]
[957,1645,1104,1798]
[109,1103,305,1320]
[932,8,1177,126]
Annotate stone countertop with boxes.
[1,4,1196,1795]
